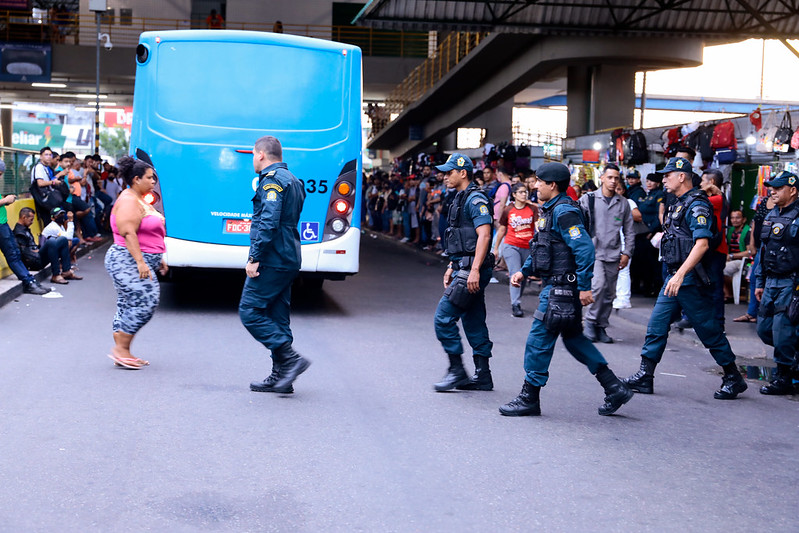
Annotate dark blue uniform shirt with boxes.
[449,189,493,264]
[521,192,595,291]
[249,162,306,271]
[638,188,664,232]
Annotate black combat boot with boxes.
[269,343,311,393]
[582,322,598,342]
[714,363,748,399]
[595,365,634,416]
[434,353,470,391]
[499,381,541,416]
[456,355,493,391]
[622,357,657,394]
[250,355,294,394]
[759,364,794,395]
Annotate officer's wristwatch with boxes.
[247,256,255,264]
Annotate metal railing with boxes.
[374,31,487,137]
[1,147,39,197]
[0,11,430,57]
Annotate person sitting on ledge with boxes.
[14,206,80,285]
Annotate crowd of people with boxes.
[0,146,129,294]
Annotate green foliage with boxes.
[99,127,129,159]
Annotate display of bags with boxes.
[791,127,799,151]
[773,112,795,153]
[710,121,736,149]
[626,131,648,165]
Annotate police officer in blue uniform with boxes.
[433,153,496,392]
[623,157,747,399]
[500,162,633,417]
[240,136,309,394]
[755,170,799,395]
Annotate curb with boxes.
[0,237,110,309]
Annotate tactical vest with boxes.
[660,189,714,270]
[527,194,578,278]
[445,183,492,257]
[760,201,799,277]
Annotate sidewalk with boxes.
[364,228,773,367]
[0,238,110,308]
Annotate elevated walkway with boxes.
[368,32,704,157]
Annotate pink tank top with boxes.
[111,211,166,253]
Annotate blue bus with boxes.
[130,30,362,279]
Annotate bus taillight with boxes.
[334,199,349,214]
[143,191,159,205]
[336,181,352,196]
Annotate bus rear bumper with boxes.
[163,226,360,275]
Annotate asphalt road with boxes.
[0,236,797,532]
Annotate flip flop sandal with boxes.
[107,353,143,370]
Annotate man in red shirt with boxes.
[205,9,224,29]
[701,168,728,325]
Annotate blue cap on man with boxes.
[764,170,799,188]
[435,153,474,173]
[656,157,693,176]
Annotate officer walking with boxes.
[240,135,310,394]
[755,170,799,395]
[500,162,633,417]
[623,157,747,399]
[433,153,495,392]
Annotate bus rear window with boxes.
[154,41,346,131]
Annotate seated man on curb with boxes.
[13,206,79,284]
[41,207,82,272]
[0,194,48,294]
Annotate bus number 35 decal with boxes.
[300,179,328,194]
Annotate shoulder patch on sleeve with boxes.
[471,194,488,206]
[556,209,582,232]
[263,183,284,193]
[478,204,490,216]
[690,203,711,218]
[568,226,581,239]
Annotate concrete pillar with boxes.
[465,98,513,146]
[591,64,636,133]
[567,66,592,138]
[0,107,11,148]
[567,64,636,136]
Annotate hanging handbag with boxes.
[756,110,778,153]
[791,127,799,151]
[773,112,794,153]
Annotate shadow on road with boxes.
[158,268,346,315]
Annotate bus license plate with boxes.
[224,219,251,234]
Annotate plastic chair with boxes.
[730,259,750,305]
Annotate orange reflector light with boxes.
[155,36,161,43]
[337,182,351,195]
[334,199,348,214]
[143,192,157,205]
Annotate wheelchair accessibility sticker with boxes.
[301,222,320,242]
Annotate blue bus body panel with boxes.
[130,30,362,251]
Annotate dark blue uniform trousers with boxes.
[0,222,34,284]
[641,279,735,366]
[239,267,297,353]
[434,269,493,358]
[524,284,608,386]
[757,278,799,367]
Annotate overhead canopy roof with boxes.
[355,0,799,40]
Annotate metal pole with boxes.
[95,11,100,155]
[640,71,647,130]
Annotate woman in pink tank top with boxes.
[104,155,167,370]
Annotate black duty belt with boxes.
[544,273,577,286]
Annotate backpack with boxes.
[697,125,715,161]
[516,144,530,157]
[503,144,517,162]
[710,121,736,149]
[487,181,512,205]
[626,131,648,165]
